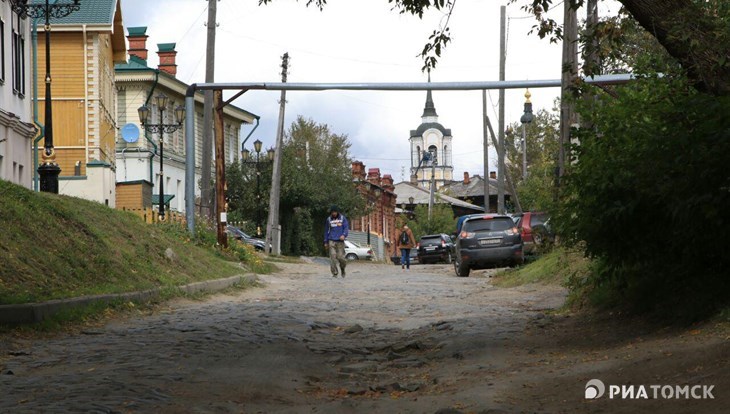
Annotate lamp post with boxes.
[241,139,275,237]
[519,89,534,181]
[11,0,81,193]
[138,94,185,221]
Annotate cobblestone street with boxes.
[1,260,726,413]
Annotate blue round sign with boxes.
[121,123,140,143]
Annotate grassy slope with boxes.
[0,180,240,304]
[492,247,590,288]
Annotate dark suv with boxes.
[453,215,524,277]
[417,234,454,264]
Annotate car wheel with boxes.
[445,252,453,264]
[346,253,358,261]
[454,257,470,277]
[533,231,544,246]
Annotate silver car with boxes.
[344,240,373,260]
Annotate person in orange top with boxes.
[396,223,416,270]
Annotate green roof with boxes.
[157,43,176,52]
[115,55,153,71]
[36,0,118,26]
[127,26,147,36]
[152,194,175,205]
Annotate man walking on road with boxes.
[396,223,416,270]
[324,205,349,277]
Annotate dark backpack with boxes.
[399,231,409,245]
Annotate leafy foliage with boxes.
[555,74,730,318]
[227,116,362,256]
[404,204,456,240]
[505,106,560,212]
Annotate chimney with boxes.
[410,174,418,184]
[490,171,497,180]
[463,172,470,184]
[351,161,366,181]
[127,27,148,61]
[367,168,382,186]
[157,43,177,76]
[382,174,395,192]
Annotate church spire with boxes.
[422,71,438,119]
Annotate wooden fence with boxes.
[120,207,187,225]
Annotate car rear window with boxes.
[530,213,549,227]
[463,218,514,232]
[420,236,442,245]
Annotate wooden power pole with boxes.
[497,5,506,214]
[214,90,227,248]
[482,89,490,213]
[264,53,289,255]
[559,0,579,181]
[200,0,217,219]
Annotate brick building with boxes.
[350,161,398,257]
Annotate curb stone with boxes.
[0,274,260,325]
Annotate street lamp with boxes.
[519,88,534,181]
[240,139,274,237]
[138,94,185,221]
[10,0,81,193]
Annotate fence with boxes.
[348,231,390,262]
[120,207,187,225]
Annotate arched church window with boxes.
[428,145,438,163]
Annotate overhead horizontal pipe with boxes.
[184,73,636,232]
[185,74,633,97]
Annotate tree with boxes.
[278,116,363,255]
[404,204,456,240]
[504,106,560,212]
[227,116,362,254]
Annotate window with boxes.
[463,218,514,232]
[11,13,25,96]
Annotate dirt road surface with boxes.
[1,260,727,413]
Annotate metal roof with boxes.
[393,182,484,212]
[38,0,118,25]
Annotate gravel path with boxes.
[1,260,725,413]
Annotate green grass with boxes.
[492,247,590,288]
[0,180,251,304]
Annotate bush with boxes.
[556,76,730,319]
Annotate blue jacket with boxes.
[324,213,349,243]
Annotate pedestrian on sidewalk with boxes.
[396,223,416,270]
[324,205,349,277]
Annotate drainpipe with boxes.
[31,18,44,191]
[143,70,160,183]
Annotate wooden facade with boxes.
[116,180,152,210]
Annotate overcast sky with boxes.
[121,0,622,182]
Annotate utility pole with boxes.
[486,116,522,214]
[200,0,218,219]
[559,0,579,182]
[214,90,227,248]
[583,0,600,130]
[265,52,289,255]
[482,90,490,213]
[428,150,436,223]
[497,5,506,214]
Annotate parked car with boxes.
[344,240,373,260]
[453,214,524,277]
[417,234,455,264]
[391,248,419,265]
[515,212,552,253]
[225,225,266,251]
